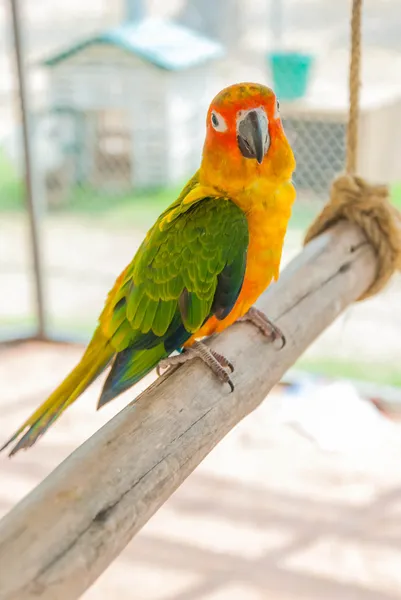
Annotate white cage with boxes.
[281,83,401,199]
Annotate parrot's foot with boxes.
[156,341,235,392]
[238,307,285,349]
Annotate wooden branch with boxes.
[0,223,376,600]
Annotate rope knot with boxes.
[304,174,401,300]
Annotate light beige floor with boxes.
[1,342,401,599]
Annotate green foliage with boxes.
[288,201,320,230]
[296,356,401,388]
[390,181,401,210]
[0,150,24,211]
[63,184,180,224]
[0,147,182,224]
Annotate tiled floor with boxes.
[1,342,401,599]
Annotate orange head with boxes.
[200,83,295,195]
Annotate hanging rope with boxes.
[304,0,401,300]
[346,0,362,174]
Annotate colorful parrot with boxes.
[2,82,296,456]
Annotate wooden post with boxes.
[0,222,376,600]
[8,0,47,339]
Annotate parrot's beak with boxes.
[237,109,269,165]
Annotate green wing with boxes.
[98,182,249,404]
[132,196,248,331]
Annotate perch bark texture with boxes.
[0,222,376,600]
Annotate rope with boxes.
[303,0,401,300]
[346,0,362,174]
[304,176,401,299]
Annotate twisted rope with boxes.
[346,0,362,174]
[304,0,401,300]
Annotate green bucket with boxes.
[268,51,313,101]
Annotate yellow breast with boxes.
[188,178,296,343]
[227,179,296,317]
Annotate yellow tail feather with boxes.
[2,329,114,456]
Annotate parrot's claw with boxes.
[208,349,235,373]
[156,341,235,391]
[238,306,285,349]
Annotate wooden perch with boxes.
[0,222,376,600]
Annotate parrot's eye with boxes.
[274,100,280,120]
[211,110,227,132]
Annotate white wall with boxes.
[49,45,156,110]
[129,70,169,187]
[167,65,217,184]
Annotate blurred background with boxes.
[1,0,401,598]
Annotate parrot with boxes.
[1,82,296,456]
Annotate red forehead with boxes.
[209,83,276,117]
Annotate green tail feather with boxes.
[97,344,167,408]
